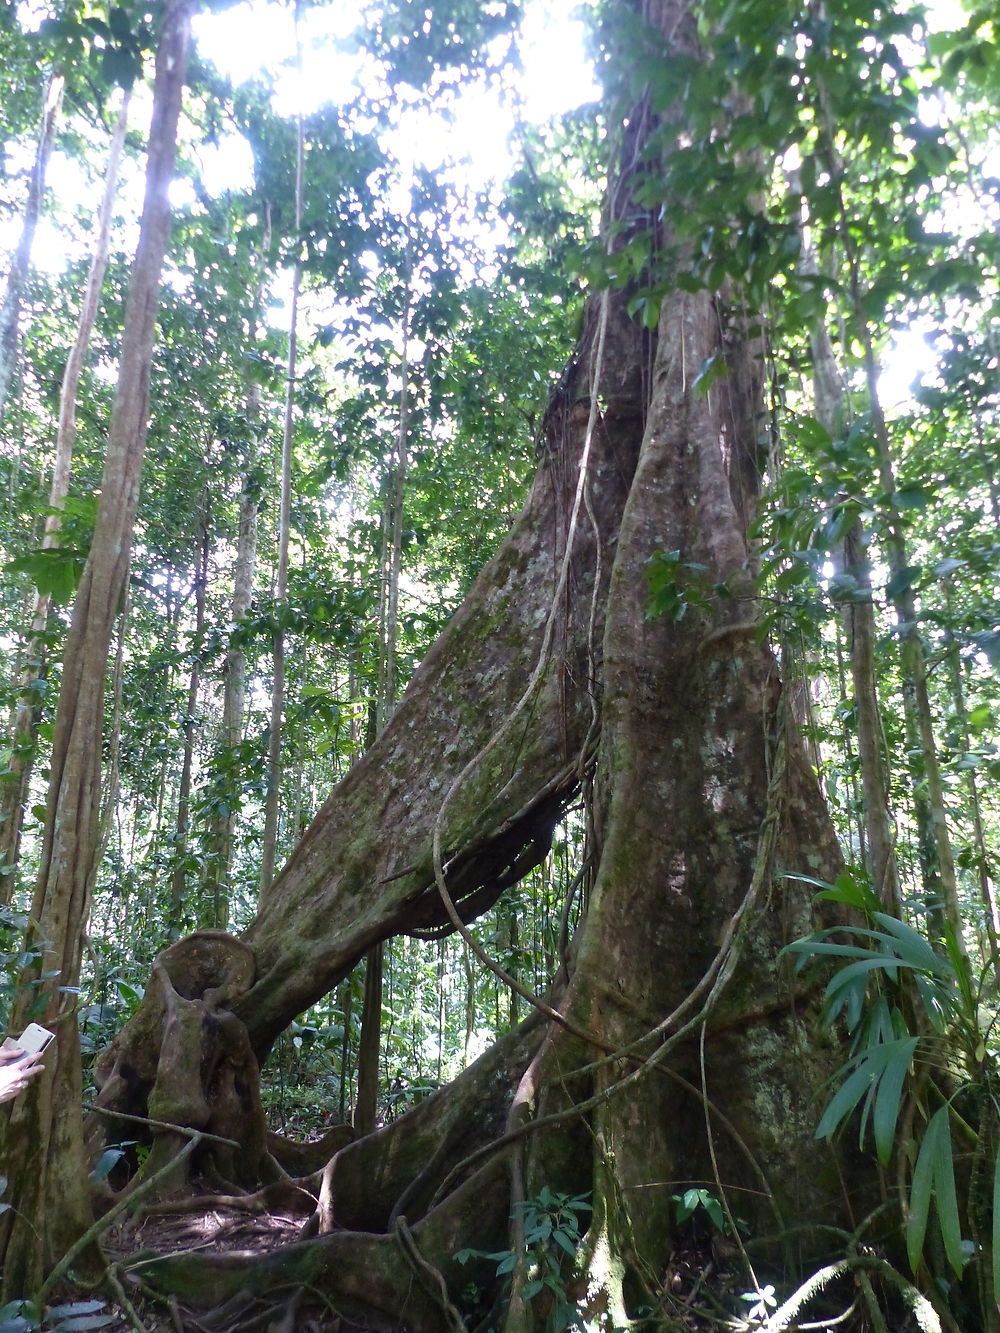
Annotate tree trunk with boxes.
[815,108,966,953]
[356,253,412,1134]
[259,32,305,902]
[945,615,1000,983]
[201,209,269,927]
[354,940,384,1136]
[0,73,64,421]
[169,497,210,932]
[0,4,190,1297]
[802,245,901,912]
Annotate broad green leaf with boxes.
[885,564,922,602]
[824,955,904,999]
[811,871,881,915]
[46,1302,110,1318]
[703,1195,725,1231]
[4,547,87,605]
[891,486,931,510]
[89,1148,123,1184]
[552,1229,577,1257]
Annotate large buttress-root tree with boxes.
[92,3,853,1326]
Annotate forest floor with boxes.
[95,1207,787,1333]
[102,1195,339,1332]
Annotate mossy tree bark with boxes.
[95,2,860,1325]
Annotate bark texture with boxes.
[92,282,648,1127]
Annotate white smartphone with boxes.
[16,1023,54,1055]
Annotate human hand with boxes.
[0,1046,44,1103]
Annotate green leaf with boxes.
[703,1195,725,1231]
[872,914,954,978]
[885,564,922,602]
[891,486,931,510]
[816,1061,878,1141]
[692,351,728,395]
[89,1148,123,1184]
[907,1106,963,1276]
[872,1037,917,1167]
[782,938,885,963]
[552,1228,577,1257]
[942,922,974,1018]
[780,871,880,916]
[933,1111,964,1277]
[4,547,87,605]
[907,1108,938,1273]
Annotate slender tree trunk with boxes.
[462,940,475,1066]
[0,73,64,421]
[259,86,304,901]
[816,104,966,953]
[945,616,1000,982]
[795,198,900,911]
[0,93,129,894]
[373,473,391,730]
[202,457,257,924]
[94,575,130,883]
[0,5,190,1296]
[842,521,900,912]
[337,977,353,1125]
[169,499,210,933]
[859,327,962,945]
[202,210,270,926]
[353,941,383,1135]
[507,908,520,1028]
[356,263,411,1135]
[384,263,410,723]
